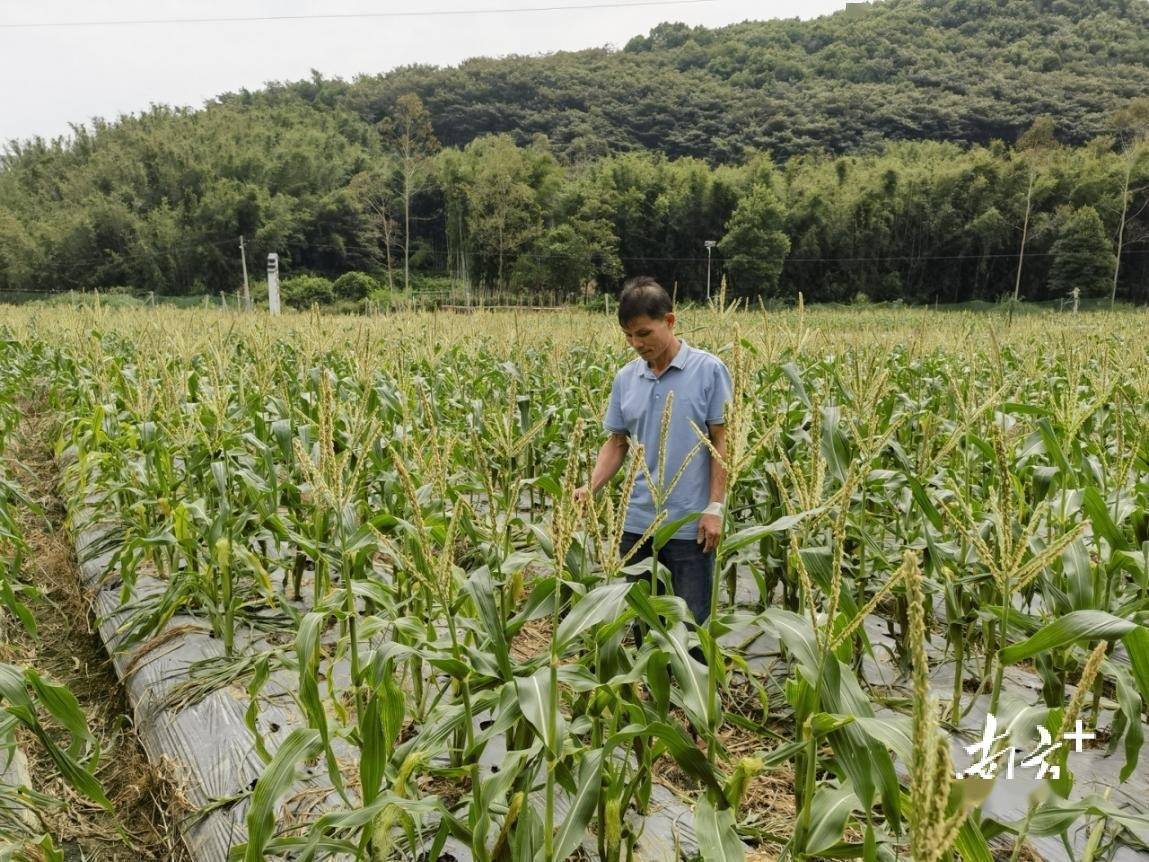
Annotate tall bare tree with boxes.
[383,94,440,297]
[1110,97,1149,308]
[1009,116,1057,326]
[347,164,400,293]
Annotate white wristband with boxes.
[703,502,724,517]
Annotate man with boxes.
[574,276,731,629]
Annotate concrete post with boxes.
[267,253,281,315]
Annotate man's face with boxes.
[620,313,676,362]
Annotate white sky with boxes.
[0,0,851,145]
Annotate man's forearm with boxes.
[708,426,727,505]
[708,459,727,506]
[589,435,628,492]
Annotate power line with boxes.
[0,0,715,31]
[5,234,1148,296]
[33,236,242,277]
[304,239,1149,265]
[8,233,1149,280]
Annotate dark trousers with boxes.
[619,531,714,636]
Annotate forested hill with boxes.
[221,0,1149,162]
[3,0,1149,304]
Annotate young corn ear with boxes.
[604,794,622,862]
[490,790,524,862]
[724,755,764,813]
[369,749,428,861]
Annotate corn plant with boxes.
[3,305,1149,860]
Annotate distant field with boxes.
[0,290,232,308]
[1,287,1142,316]
[2,304,1148,860]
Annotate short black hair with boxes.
[618,276,672,325]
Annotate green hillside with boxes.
[227,0,1149,161]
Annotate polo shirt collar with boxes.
[640,338,690,379]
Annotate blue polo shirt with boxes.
[603,339,733,540]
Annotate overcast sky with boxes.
[1,0,850,145]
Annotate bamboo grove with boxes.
[1,302,1149,860]
[2,98,1148,307]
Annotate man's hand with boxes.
[697,513,722,553]
[577,434,629,511]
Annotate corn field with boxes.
[2,302,1149,862]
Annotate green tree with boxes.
[282,274,335,308]
[0,208,37,291]
[717,183,791,297]
[462,135,553,290]
[512,220,622,297]
[1048,206,1115,298]
[435,148,473,293]
[332,271,377,301]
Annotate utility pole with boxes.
[704,240,717,302]
[239,236,252,311]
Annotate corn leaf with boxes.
[605,721,725,797]
[720,512,812,556]
[465,566,512,680]
[295,612,345,799]
[999,610,1136,665]
[554,581,631,653]
[694,795,746,862]
[552,748,603,861]
[652,623,712,731]
[1122,626,1149,729]
[515,666,565,755]
[1081,486,1129,551]
[805,782,860,855]
[244,728,322,862]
